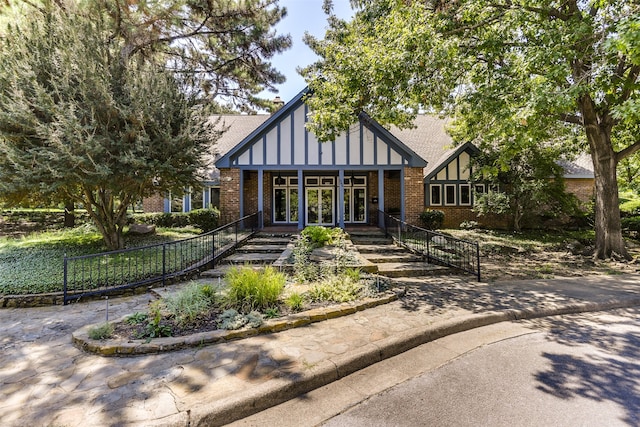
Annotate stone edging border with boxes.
[72,291,401,357]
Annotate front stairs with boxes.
[348,229,449,278]
[202,228,451,280]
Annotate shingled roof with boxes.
[206,112,593,181]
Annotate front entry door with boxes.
[306,187,334,226]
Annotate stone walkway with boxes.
[1,274,640,426]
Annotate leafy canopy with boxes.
[0,0,290,249]
[303,0,640,258]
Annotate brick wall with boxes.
[264,173,273,226]
[404,167,425,226]
[219,168,240,223]
[383,171,401,214]
[565,178,594,205]
[436,206,509,229]
[243,171,259,219]
[142,193,164,213]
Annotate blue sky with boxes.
[258,0,354,102]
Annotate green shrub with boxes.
[224,265,285,312]
[620,199,640,216]
[622,216,640,232]
[285,292,305,312]
[308,275,364,303]
[300,226,342,247]
[154,213,190,228]
[419,209,445,229]
[143,300,172,338]
[164,282,217,326]
[126,312,147,325]
[88,323,114,340]
[188,208,219,232]
[217,309,263,329]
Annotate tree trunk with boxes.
[63,200,75,228]
[580,97,631,260]
[591,147,629,260]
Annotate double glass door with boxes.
[306,187,334,226]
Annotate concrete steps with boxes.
[201,228,457,281]
[349,228,454,279]
[376,262,450,278]
[362,253,424,264]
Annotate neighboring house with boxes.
[143,87,595,229]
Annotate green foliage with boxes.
[223,265,285,313]
[619,191,640,216]
[303,0,639,258]
[164,282,217,327]
[88,323,114,340]
[0,226,201,295]
[472,146,581,231]
[300,226,342,248]
[308,275,364,303]
[284,292,305,312]
[419,209,445,230]
[264,307,280,319]
[135,213,190,228]
[126,312,148,325]
[621,216,640,232]
[217,309,263,330]
[188,208,220,232]
[143,301,172,338]
[0,1,290,250]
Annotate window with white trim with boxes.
[430,185,442,206]
[444,184,456,206]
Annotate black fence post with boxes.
[476,243,481,282]
[63,254,68,305]
[162,243,166,287]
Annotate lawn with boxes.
[0,225,201,295]
[446,228,640,281]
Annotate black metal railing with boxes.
[380,211,481,281]
[63,212,261,304]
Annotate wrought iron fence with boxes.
[63,212,261,304]
[380,211,481,281]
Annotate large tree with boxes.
[303,0,640,260]
[0,0,290,250]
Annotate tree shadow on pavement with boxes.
[530,310,640,426]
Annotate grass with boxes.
[223,265,286,312]
[444,228,596,254]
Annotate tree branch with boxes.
[617,140,640,162]
[559,113,582,125]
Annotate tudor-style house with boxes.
[143,87,595,229]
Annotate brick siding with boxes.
[142,194,164,213]
[219,168,240,223]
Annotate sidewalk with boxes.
[1,273,639,427]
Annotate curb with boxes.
[181,297,640,427]
[72,292,400,356]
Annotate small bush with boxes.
[285,292,305,312]
[88,323,114,340]
[188,208,219,232]
[154,213,190,228]
[164,282,216,326]
[308,275,364,303]
[143,300,172,338]
[620,200,640,217]
[217,309,263,329]
[126,312,148,325]
[419,209,445,229]
[224,265,285,312]
[301,226,342,247]
[622,216,640,232]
